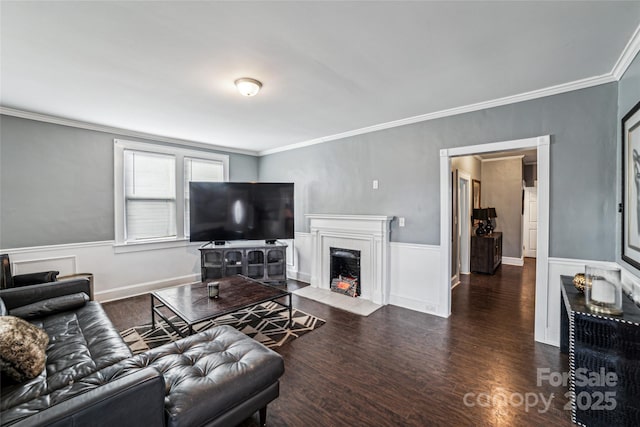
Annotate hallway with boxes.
[451,258,570,425]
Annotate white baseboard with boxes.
[288,269,310,283]
[389,294,439,316]
[502,256,524,266]
[96,273,200,302]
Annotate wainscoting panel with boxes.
[619,264,640,306]
[11,255,77,276]
[3,241,203,302]
[287,232,312,283]
[389,242,442,316]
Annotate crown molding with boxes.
[259,73,615,156]
[0,106,259,157]
[612,23,640,80]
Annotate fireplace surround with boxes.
[306,214,393,305]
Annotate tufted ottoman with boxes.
[117,325,285,427]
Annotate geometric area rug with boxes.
[120,301,325,355]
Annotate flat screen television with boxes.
[189,182,294,243]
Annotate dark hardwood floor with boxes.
[103,259,571,426]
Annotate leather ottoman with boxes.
[117,325,285,427]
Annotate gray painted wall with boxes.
[618,52,640,272]
[259,83,618,260]
[0,115,259,248]
[481,158,522,258]
[451,156,481,181]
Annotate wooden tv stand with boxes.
[199,241,288,285]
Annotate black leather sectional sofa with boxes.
[0,278,285,426]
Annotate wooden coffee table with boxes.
[151,275,292,337]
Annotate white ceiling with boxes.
[1,1,639,155]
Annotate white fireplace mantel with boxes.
[306,214,394,305]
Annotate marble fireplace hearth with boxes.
[292,286,382,316]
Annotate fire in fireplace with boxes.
[329,247,361,297]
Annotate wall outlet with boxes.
[372,179,379,189]
[399,217,405,227]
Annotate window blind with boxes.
[124,150,177,241]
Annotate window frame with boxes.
[114,139,229,251]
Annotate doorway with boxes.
[439,135,550,344]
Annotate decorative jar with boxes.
[585,266,622,315]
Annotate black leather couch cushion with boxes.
[0,316,49,382]
[0,302,132,422]
[9,293,89,319]
[7,367,166,427]
[13,271,59,288]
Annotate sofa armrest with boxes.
[0,278,92,310]
[10,367,166,427]
[12,271,59,287]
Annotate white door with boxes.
[458,173,471,274]
[523,186,537,258]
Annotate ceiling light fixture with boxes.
[234,77,262,97]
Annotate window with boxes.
[114,139,229,248]
[125,151,177,241]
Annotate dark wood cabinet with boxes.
[470,232,502,274]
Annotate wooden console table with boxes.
[560,276,640,426]
[470,232,502,274]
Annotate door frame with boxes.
[439,135,550,344]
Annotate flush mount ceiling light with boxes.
[234,77,262,97]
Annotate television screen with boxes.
[189,182,294,242]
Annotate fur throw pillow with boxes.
[0,316,49,382]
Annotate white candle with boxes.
[591,277,615,304]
